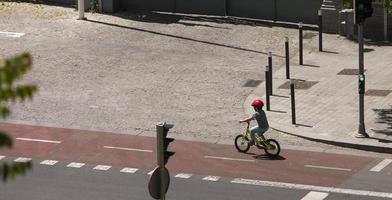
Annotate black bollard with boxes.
[265,66,270,111]
[285,37,290,79]
[268,52,273,95]
[290,80,296,124]
[299,22,303,65]
[318,10,323,52]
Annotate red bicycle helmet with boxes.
[251,99,264,108]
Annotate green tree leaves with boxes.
[0,52,37,182]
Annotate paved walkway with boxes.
[245,33,392,153]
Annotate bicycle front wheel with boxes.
[264,139,280,157]
[234,135,250,153]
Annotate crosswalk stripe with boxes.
[175,173,192,179]
[301,191,329,200]
[40,160,58,165]
[14,157,32,162]
[370,159,392,172]
[93,165,111,171]
[67,162,85,168]
[202,176,220,181]
[120,168,139,173]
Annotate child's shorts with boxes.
[250,126,268,136]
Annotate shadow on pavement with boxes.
[253,154,286,160]
[373,106,392,136]
[85,18,283,56]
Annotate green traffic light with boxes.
[358,4,364,11]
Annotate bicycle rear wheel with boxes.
[264,139,280,157]
[234,135,250,153]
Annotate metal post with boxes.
[225,0,229,16]
[285,37,290,79]
[356,23,369,138]
[299,22,303,65]
[156,123,166,200]
[290,80,296,124]
[318,10,323,52]
[268,52,273,95]
[78,0,86,20]
[265,66,270,111]
[384,0,388,42]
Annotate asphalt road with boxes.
[0,158,391,200]
[1,123,392,199]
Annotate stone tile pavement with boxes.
[245,33,392,153]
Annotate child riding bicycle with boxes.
[239,99,269,146]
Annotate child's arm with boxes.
[239,116,254,123]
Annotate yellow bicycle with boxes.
[235,121,280,156]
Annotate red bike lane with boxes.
[0,123,374,187]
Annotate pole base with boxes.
[355,132,369,138]
[77,17,87,20]
[355,125,369,138]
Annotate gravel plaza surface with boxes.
[0,2,313,143]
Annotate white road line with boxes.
[14,157,32,162]
[304,165,352,172]
[370,159,392,172]
[231,178,392,198]
[16,137,61,144]
[175,173,192,179]
[0,156,5,160]
[301,191,329,200]
[204,155,255,162]
[103,146,152,153]
[202,176,220,182]
[93,165,111,171]
[40,160,58,165]
[120,168,139,174]
[67,162,85,168]
[0,31,25,38]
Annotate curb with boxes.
[271,127,392,154]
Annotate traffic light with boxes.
[156,122,175,167]
[354,0,373,24]
[358,74,365,94]
[162,123,175,165]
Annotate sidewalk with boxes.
[245,33,392,153]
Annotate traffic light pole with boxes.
[356,23,369,138]
[156,123,166,200]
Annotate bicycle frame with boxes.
[242,122,267,148]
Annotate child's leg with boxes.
[249,126,260,145]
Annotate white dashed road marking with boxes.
[0,156,5,160]
[93,165,111,171]
[14,157,32,162]
[204,155,254,162]
[120,168,139,173]
[304,165,352,172]
[16,137,61,144]
[370,159,392,172]
[40,160,58,165]
[175,173,192,179]
[202,176,220,181]
[67,162,85,168]
[103,146,152,153]
[301,191,329,200]
[0,31,25,38]
[231,178,392,198]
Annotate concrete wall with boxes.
[116,0,322,24]
[363,4,392,41]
